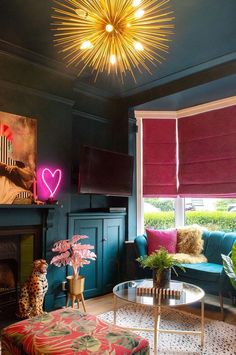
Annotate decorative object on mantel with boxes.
[51,234,96,310]
[0,112,37,205]
[137,248,185,288]
[16,259,48,319]
[37,166,62,204]
[51,0,174,81]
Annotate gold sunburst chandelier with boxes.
[51,0,174,81]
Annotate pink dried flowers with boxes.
[50,235,97,279]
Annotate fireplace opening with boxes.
[0,226,42,323]
[0,259,18,309]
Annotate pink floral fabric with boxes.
[2,308,149,354]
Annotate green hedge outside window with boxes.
[144,211,236,232]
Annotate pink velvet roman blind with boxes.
[178,105,236,196]
[143,119,177,197]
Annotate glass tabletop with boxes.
[113,279,205,307]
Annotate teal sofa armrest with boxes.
[134,235,147,258]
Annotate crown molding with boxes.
[134,96,236,121]
[134,110,177,119]
[177,96,236,118]
[73,83,114,102]
[0,39,74,79]
[72,109,111,124]
[0,79,75,106]
[121,52,236,99]
[0,40,114,101]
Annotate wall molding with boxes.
[177,95,236,118]
[72,109,111,124]
[135,110,177,119]
[0,79,75,106]
[0,40,112,101]
[74,83,114,102]
[135,96,236,120]
[122,52,236,99]
[0,40,73,79]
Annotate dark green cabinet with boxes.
[68,212,126,298]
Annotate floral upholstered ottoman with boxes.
[1,308,149,354]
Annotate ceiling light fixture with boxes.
[51,0,174,81]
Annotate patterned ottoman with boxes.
[1,308,149,354]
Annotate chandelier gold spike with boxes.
[51,0,174,81]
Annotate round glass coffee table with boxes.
[113,279,205,355]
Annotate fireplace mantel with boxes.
[0,204,56,228]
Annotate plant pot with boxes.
[66,275,85,295]
[153,268,171,288]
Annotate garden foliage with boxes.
[144,211,236,232]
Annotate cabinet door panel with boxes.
[103,218,125,292]
[69,218,103,298]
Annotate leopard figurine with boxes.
[16,259,48,318]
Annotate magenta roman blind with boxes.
[178,105,236,196]
[143,119,177,197]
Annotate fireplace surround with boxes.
[0,226,42,317]
[0,205,56,327]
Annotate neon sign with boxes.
[41,168,62,198]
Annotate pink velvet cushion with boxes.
[146,228,177,255]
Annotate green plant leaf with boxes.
[222,254,236,290]
[231,243,236,274]
[136,247,184,272]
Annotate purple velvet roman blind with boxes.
[143,119,177,197]
[178,105,236,197]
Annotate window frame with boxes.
[135,98,236,234]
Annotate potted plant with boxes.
[222,243,236,291]
[137,248,184,288]
[50,234,97,296]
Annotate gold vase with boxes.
[66,275,85,295]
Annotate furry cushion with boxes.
[171,253,207,264]
[176,225,205,255]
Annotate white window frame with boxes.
[135,97,236,234]
[135,110,184,234]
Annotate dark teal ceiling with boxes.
[0,0,236,106]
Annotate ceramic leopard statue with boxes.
[16,259,48,318]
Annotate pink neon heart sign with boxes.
[42,168,62,198]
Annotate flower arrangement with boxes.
[50,235,97,279]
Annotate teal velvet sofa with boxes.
[134,230,236,314]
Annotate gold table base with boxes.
[113,295,204,355]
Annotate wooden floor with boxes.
[85,293,236,325]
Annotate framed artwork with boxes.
[0,111,37,204]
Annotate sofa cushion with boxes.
[146,228,177,254]
[176,262,223,282]
[177,225,204,255]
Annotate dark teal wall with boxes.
[0,49,131,309]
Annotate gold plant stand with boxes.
[66,275,86,312]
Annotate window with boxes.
[143,197,236,232]
[135,100,236,234]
